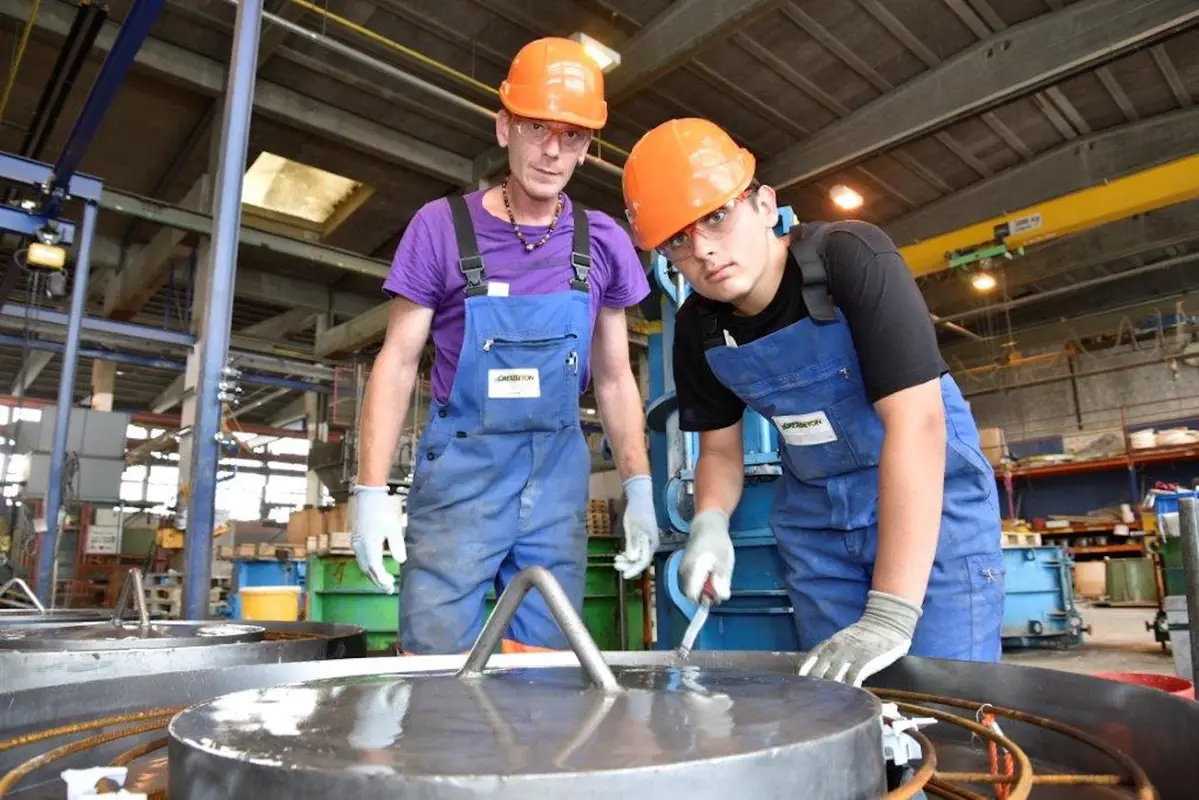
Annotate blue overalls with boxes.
[399,196,594,654]
[697,223,1005,661]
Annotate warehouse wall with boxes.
[957,342,1199,443]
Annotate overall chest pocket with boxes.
[762,361,877,482]
[478,333,578,434]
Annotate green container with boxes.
[307,555,401,653]
[308,538,647,654]
[1162,538,1186,597]
[1105,557,1157,603]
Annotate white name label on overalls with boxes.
[487,281,510,297]
[773,411,838,446]
[488,369,541,399]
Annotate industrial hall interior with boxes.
[2,0,1199,797]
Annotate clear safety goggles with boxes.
[511,117,593,155]
[657,190,755,262]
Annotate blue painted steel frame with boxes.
[43,0,168,216]
[0,206,75,245]
[0,302,195,347]
[0,152,102,203]
[183,0,264,620]
[0,334,331,395]
[35,201,99,602]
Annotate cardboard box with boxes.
[978,427,1007,466]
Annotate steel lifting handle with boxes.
[110,568,151,628]
[0,578,46,612]
[458,566,621,692]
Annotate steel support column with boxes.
[183,0,263,620]
[35,200,98,603]
[1178,496,1199,685]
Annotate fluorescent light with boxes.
[971,272,997,292]
[829,184,863,211]
[571,32,621,72]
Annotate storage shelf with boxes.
[1000,444,1199,479]
[1037,524,1131,535]
[1068,544,1144,556]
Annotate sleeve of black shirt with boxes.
[673,299,748,432]
[824,222,949,402]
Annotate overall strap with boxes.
[449,195,487,297]
[569,202,591,293]
[698,306,725,352]
[788,222,839,323]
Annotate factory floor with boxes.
[1003,603,1176,676]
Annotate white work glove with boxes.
[799,590,922,687]
[351,485,406,594]
[678,509,734,604]
[614,475,660,579]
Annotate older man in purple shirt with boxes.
[351,37,657,655]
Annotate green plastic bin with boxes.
[1105,557,1157,603]
[307,555,401,653]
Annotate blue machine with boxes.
[1001,546,1086,649]
[647,208,801,652]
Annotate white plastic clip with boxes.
[879,702,938,767]
[60,767,148,799]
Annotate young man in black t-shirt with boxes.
[623,118,1004,687]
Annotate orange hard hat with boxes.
[623,118,756,251]
[499,37,608,130]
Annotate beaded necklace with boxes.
[502,177,564,252]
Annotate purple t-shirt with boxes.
[383,190,650,403]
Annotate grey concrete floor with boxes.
[1002,603,1178,676]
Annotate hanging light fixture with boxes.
[829,184,863,211]
[971,271,997,292]
[570,32,622,72]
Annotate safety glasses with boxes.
[511,117,593,155]
[657,190,755,262]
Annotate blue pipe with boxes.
[183,0,263,620]
[36,200,98,603]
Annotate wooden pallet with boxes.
[1001,532,1043,548]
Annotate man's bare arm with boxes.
[357,297,434,486]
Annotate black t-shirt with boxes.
[673,221,948,432]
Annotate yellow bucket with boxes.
[239,585,302,621]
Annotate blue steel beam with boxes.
[35,200,98,603]
[0,303,194,347]
[184,0,264,620]
[45,0,168,216]
[0,152,103,203]
[0,206,76,244]
[0,333,332,394]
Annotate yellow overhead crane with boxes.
[899,152,1199,277]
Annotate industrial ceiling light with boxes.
[570,32,621,72]
[971,271,998,292]
[829,184,863,211]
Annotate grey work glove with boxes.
[799,590,921,687]
[351,485,406,594]
[678,509,734,604]
[614,475,660,579]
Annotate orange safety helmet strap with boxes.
[622,118,756,251]
[500,37,608,130]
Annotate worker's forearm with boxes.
[872,421,946,606]
[357,357,418,486]
[594,372,651,479]
[694,449,744,516]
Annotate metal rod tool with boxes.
[677,576,717,660]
